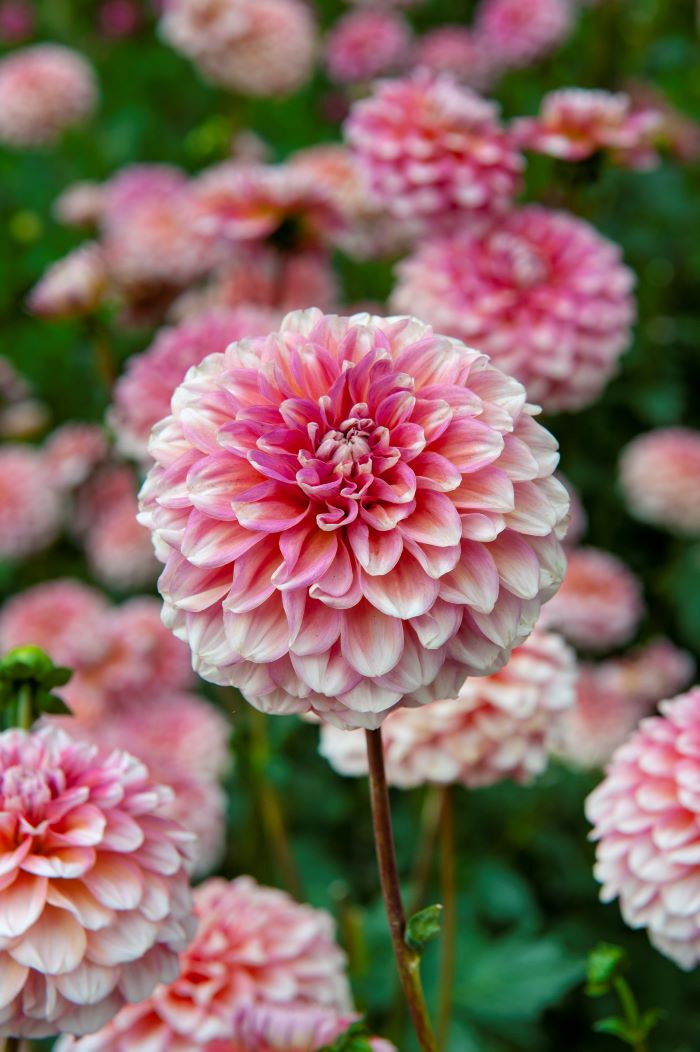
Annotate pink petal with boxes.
[439,541,499,613]
[400,490,463,548]
[0,953,28,1010]
[274,527,339,591]
[224,538,282,613]
[340,600,404,677]
[0,872,47,939]
[11,906,87,975]
[181,511,264,568]
[348,522,403,576]
[361,556,439,619]
[83,854,144,911]
[233,490,309,533]
[432,418,504,473]
[487,531,541,600]
[224,595,292,662]
[55,961,119,1006]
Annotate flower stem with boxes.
[365,728,438,1052]
[17,685,33,731]
[613,976,649,1052]
[437,785,456,1050]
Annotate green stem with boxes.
[437,786,456,1051]
[365,728,438,1052]
[17,685,33,731]
[613,976,648,1052]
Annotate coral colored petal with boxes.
[340,601,404,677]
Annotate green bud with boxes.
[405,903,443,954]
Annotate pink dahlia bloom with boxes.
[413,27,496,92]
[44,424,109,491]
[587,688,700,969]
[345,72,523,229]
[28,243,108,320]
[474,0,573,71]
[0,44,97,147]
[555,638,695,769]
[101,165,189,227]
[160,0,316,97]
[0,725,194,1038]
[324,10,412,85]
[0,446,63,561]
[139,309,569,729]
[626,83,700,165]
[320,628,576,786]
[54,182,105,228]
[231,1003,396,1052]
[58,876,351,1050]
[0,580,110,669]
[619,427,700,536]
[111,309,279,463]
[391,206,636,412]
[513,89,662,168]
[539,546,644,652]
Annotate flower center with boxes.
[316,415,375,478]
[486,231,548,289]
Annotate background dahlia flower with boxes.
[140,309,569,729]
[474,0,574,71]
[619,427,700,536]
[0,725,195,1038]
[27,242,107,320]
[587,687,700,969]
[391,205,636,413]
[412,26,496,91]
[0,445,64,561]
[58,875,352,1050]
[0,44,97,147]
[324,10,412,85]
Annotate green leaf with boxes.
[594,1016,638,1043]
[405,903,443,954]
[586,943,627,995]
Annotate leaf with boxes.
[586,943,627,995]
[593,1016,638,1043]
[405,904,443,954]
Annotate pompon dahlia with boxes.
[320,628,576,787]
[231,1003,396,1052]
[344,72,523,228]
[324,10,412,85]
[619,427,700,537]
[474,0,573,71]
[0,44,97,147]
[0,726,195,1038]
[0,446,63,561]
[111,309,279,464]
[139,309,569,729]
[587,688,700,969]
[44,424,108,492]
[58,876,352,1050]
[390,206,636,412]
[539,546,644,652]
[28,243,108,320]
[413,26,496,92]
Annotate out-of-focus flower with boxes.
[160,0,317,97]
[391,206,636,412]
[321,629,576,786]
[626,83,700,165]
[98,0,141,38]
[28,243,108,320]
[0,44,97,147]
[474,0,573,71]
[44,423,109,490]
[558,474,586,548]
[101,165,189,225]
[111,308,279,463]
[555,638,695,768]
[587,687,700,969]
[324,10,411,84]
[58,876,352,1050]
[0,359,47,440]
[513,89,663,168]
[139,308,568,730]
[345,72,523,229]
[231,1003,396,1052]
[0,0,33,43]
[539,546,644,652]
[53,181,105,227]
[0,446,63,561]
[619,427,700,536]
[413,26,495,91]
[0,725,194,1038]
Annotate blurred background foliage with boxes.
[2,1,700,1049]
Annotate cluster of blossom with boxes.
[619,427,700,536]
[0,44,98,147]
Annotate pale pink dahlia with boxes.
[0,725,195,1038]
[474,0,574,71]
[139,309,569,729]
[345,72,523,228]
[619,427,700,536]
[0,580,110,669]
[320,628,576,786]
[512,89,662,168]
[324,10,412,85]
[44,424,109,491]
[539,546,644,652]
[0,446,63,561]
[413,27,496,92]
[58,875,351,1050]
[231,1003,396,1052]
[390,206,636,412]
[0,44,97,147]
[28,243,108,320]
[111,308,279,463]
[54,182,105,228]
[587,688,700,969]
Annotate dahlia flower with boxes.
[57,876,351,1050]
[160,0,317,97]
[0,44,97,147]
[587,688,700,969]
[321,628,576,786]
[345,72,523,228]
[555,638,695,769]
[54,182,105,228]
[413,26,496,91]
[390,206,636,412]
[139,309,569,729]
[512,89,663,168]
[619,427,700,536]
[0,725,194,1038]
[539,546,644,652]
[474,0,573,71]
[324,10,412,85]
[0,580,110,669]
[626,83,700,165]
[44,424,109,491]
[101,165,189,228]
[28,243,108,320]
[0,446,63,561]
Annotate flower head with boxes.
[140,309,568,729]
[391,206,636,412]
[619,427,700,537]
[413,26,496,91]
[0,44,97,147]
[474,0,573,71]
[0,446,63,561]
[587,688,700,969]
[0,725,194,1038]
[44,424,109,491]
[28,243,108,320]
[324,10,412,85]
